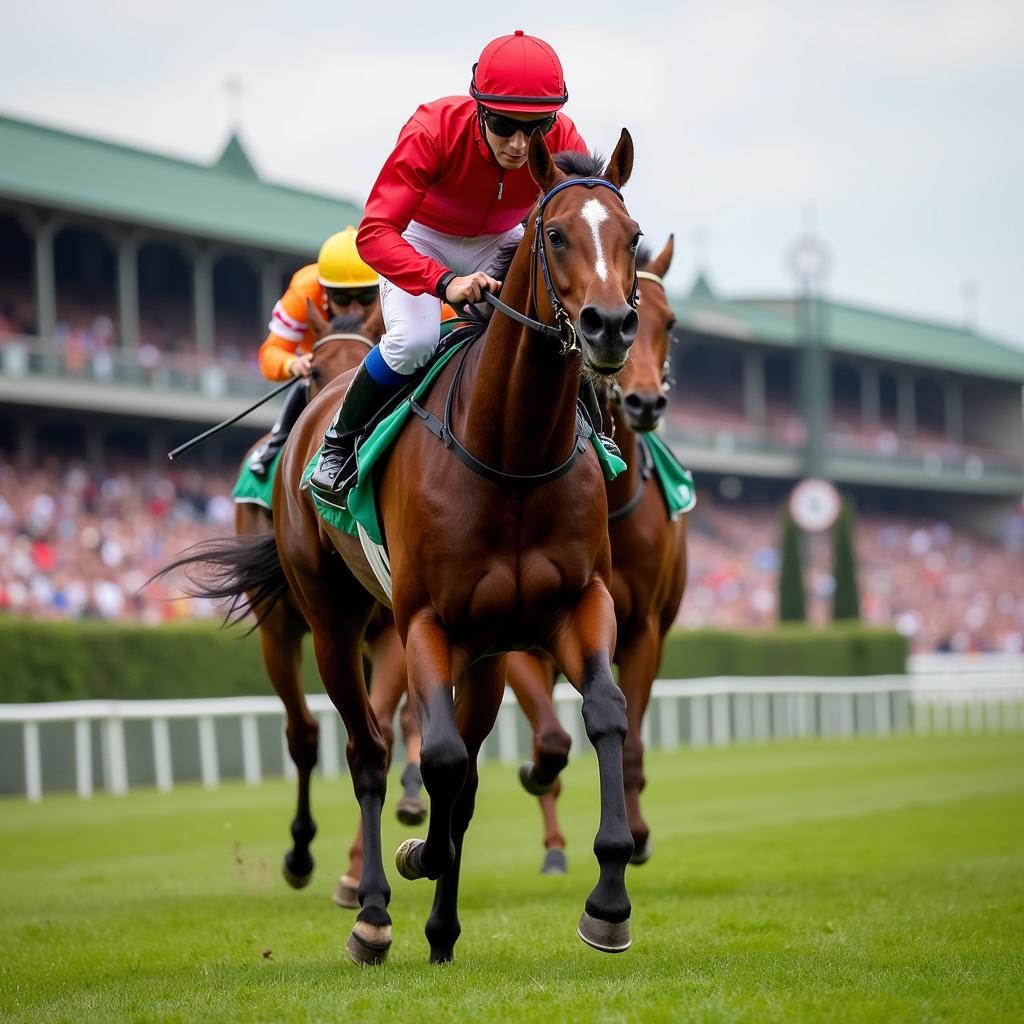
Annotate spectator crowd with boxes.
[1,453,1022,653]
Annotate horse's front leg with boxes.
[549,580,633,953]
[424,655,506,962]
[395,611,466,884]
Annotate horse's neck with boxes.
[455,241,582,477]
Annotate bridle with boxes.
[482,176,639,357]
[311,332,373,355]
[606,269,673,409]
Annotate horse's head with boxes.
[528,129,641,376]
[618,235,676,432]
[305,302,380,399]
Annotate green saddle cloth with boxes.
[302,338,627,545]
[644,433,697,519]
[232,447,284,510]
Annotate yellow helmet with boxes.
[317,227,378,289]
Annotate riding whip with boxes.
[166,377,300,461]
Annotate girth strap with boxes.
[607,435,653,522]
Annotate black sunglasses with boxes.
[327,287,378,308]
[482,109,556,139]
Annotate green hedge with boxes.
[0,618,906,704]
[659,625,906,679]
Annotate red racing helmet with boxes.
[470,30,568,114]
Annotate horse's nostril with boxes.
[622,308,639,341]
[624,392,644,412]
[653,394,668,413]
[579,306,604,338]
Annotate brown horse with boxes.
[507,236,688,873]
[170,131,642,965]
[233,304,426,900]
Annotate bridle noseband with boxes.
[482,175,639,357]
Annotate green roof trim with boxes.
[673,275,1024,381]
[0,112,362,256]
[213,134,259,180]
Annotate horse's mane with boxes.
[484,149,609,286]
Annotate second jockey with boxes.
[310,29,587,499]
[248,227,379,476]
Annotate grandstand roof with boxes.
[0,113,362,255]
[675,274,1024,382]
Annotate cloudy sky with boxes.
[2,1,1022,346]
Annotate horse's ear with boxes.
[648,234,675,279]
[528,130,565,193]
[306,297,329,337]
[602,128,634,189]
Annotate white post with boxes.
[23,721,42,802]
[152,718,173,792]
[690,696,709,748]
[732,694,752,743]
[949,700,966,735]
[658,696,679,750]
[103,718,128,795]
[74,718,93,799]
[281,720,297,781]
[874,692,891,737]
[556,696,581,752]
[968,699,984,734]
[198,716,219,789]
[838,694,855,739]
[711,693,731,747]
[984,700,1001,734]
[497,705,519,763]
[752,694,771,742]
[641,712,651,749]
[241,714,261,786]
[1005,698,1021,733]
[318,712,341,778]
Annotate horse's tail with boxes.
[153,533,288,630]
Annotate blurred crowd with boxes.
[680,495,1024,654]
[2,454,1022,653]
[0,455,237,624]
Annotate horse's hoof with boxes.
[577,911,631,953]
[541,848,567,875]
[629,838,653,866]
[396,795,428,827]
[332,874,359,910]
[518,761,554,797]
[281,855,314,890]
[345,922,392,966]
[395,838,426,880]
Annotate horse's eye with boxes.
[630,232,643,253]
[667,318,677,332]
[310,368,322,382]
[546,228,565,247]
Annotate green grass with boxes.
[1,734,1022,1023]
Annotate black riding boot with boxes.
[309,359,397,499]
[248,379,309,477]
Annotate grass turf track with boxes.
[1,733,1021,1023]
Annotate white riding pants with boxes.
[378,220,525,375]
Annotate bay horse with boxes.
[233,304,426,899]
[507,236,688,873]
[169,130,642,965]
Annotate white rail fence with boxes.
[2,665,1022,802]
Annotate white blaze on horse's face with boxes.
[581,197,610,282]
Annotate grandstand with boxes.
[2,112,1022,650]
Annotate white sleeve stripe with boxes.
[272,302,306,333]
[268,318,304,343]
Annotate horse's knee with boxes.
[421,733,469,790]
[581,671,627,744]
[537,724,572,763]
[285,718,319,772]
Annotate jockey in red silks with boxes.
[310,30,587,499]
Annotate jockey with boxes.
[248,227,379,476]
[310,30,587,499]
